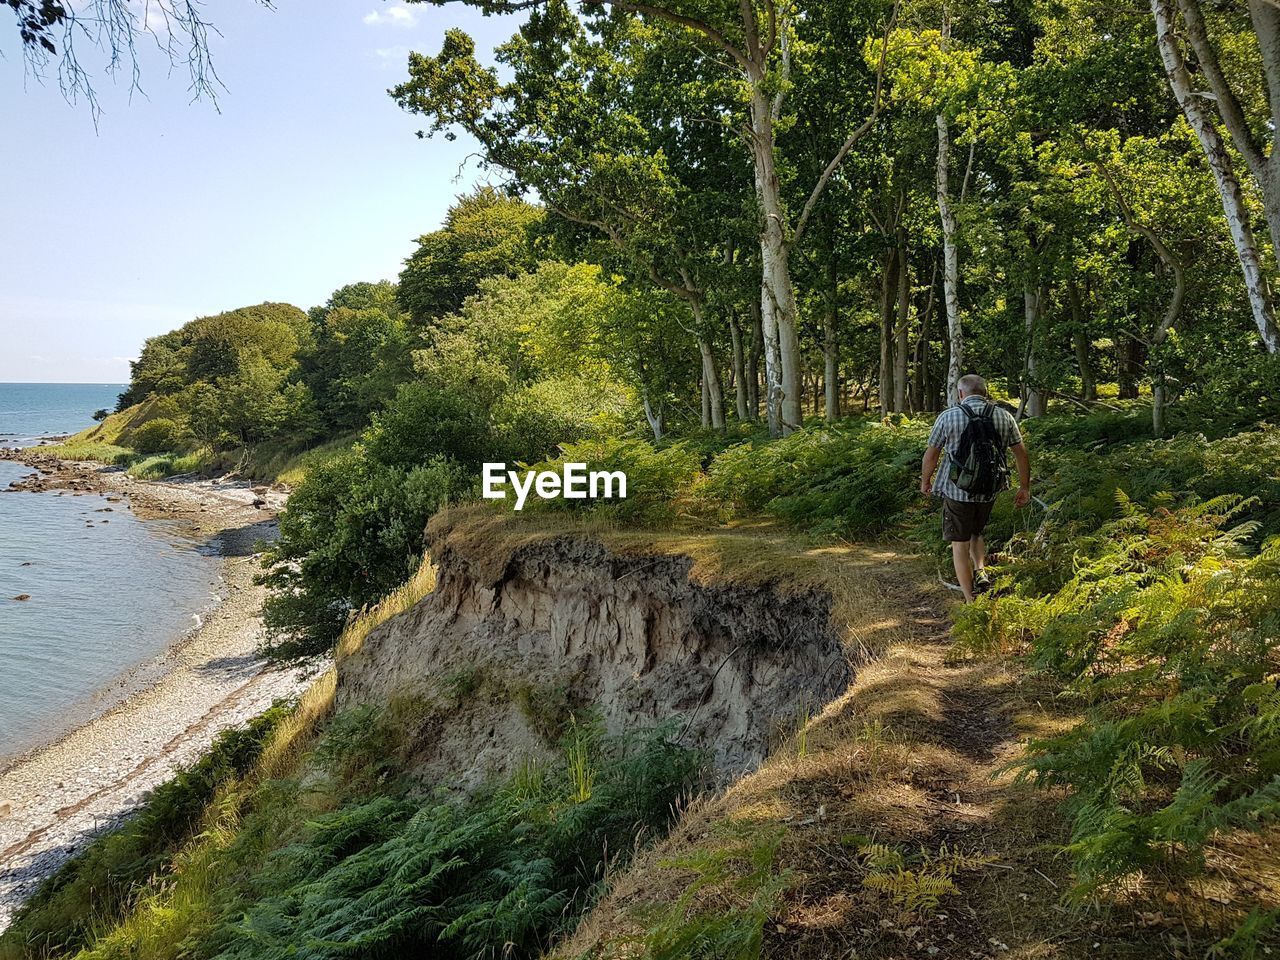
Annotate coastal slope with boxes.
[0,460,311,931]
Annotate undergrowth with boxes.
[953,424,1280,941]
[0,706,291,959]
[60,711,698,960]
[590,823,791,960]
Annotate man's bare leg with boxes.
[969,534,985,575]
[951,540,975,602]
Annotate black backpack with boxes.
[948,401,1009,497]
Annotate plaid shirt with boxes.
[927,396,1023,502]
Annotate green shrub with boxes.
[959,495,1280,898]
[131,417,186,454]
[707,419,930,535]
[78,708,701,960]
[611,823,789,960]
[526,438,714,526]
[260,450,471,659]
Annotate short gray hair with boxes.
[957,374,988,397]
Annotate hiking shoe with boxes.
[973,570,993,595]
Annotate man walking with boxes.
[919,374,1031,602]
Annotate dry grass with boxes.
[336,554,437,661]
[549,593,1109,959]
[453,501,1252,959]
[435,506,1280,956]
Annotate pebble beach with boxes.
[0,454,315,931]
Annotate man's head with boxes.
[957,374,988,399]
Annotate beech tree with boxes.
[393,4,755,431]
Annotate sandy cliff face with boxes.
[336,528,852,787]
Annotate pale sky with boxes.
[0,1,516,383]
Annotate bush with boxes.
[362,381,497,469]
[260,450,471,659]
[526,438,715,526]
[494,377,631,463]
[205,719,700,960]
[54,705,700,960]
[130,417,185,454]
[957,493,1280,898]
[707,419,931,536]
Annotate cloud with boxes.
[371,46,411,65]
[362,4,418,27]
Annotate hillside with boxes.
[6,486,1280,957]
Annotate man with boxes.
[919,374,1031,602]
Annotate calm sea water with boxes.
[0,385,221,762]
[0,382,126,447]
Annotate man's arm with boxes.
[1011,442,1031,507]
[920,445,942,496]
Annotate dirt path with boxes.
[552,534,1118,960]
[0,457,314,932]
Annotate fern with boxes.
[976,491,1280,899]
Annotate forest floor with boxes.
[0,455,314,932]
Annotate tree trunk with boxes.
[698,338,726,430]
[700,373,710,429]
[879,248,897,416]
[1152,379,1168,438]
[1067,282,1097,401]
[1152,0,1280,351]
[1149,249,1186,438]
[915,259,938,411]
[1117,336,1142,399]
[937,113,963,402]
[750,90,804,433]
[1023,284,1047,417]
[642,392,664,442]
[823,248,840,422]
[748,298,763,420]
[894,229,911,413]
[728,313,750,422]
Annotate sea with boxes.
[0,384,221,764]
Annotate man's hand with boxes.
[1014,487,1030,508]
[920,446,941,499]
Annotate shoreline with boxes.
[0,452,314,932]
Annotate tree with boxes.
[302,282,413,433]
[398,188,544,327]
[403,0,898,436]
[394,7,758,431]
[1149,0,1280,352]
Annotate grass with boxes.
[41,419,358,488]
[335,554,436,660]
[552,587,1098,959]
[0,707,294,959]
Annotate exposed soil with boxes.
[338,525,856,787]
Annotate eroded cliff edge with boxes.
[336,513,855,786]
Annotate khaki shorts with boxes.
[942,497,994,542]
